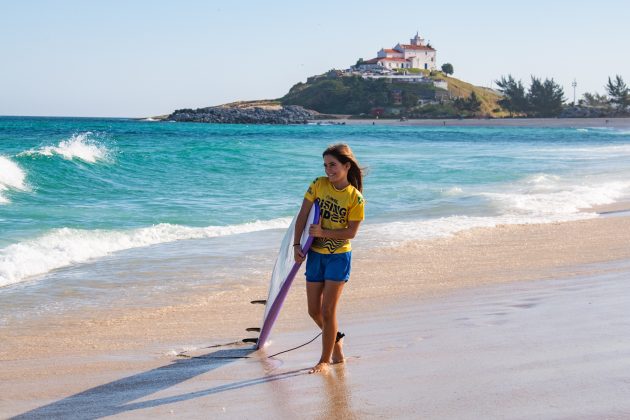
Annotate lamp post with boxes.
[572,79,577,105]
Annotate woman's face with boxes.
[323,154,351,186]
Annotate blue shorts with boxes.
[305,250,352,282]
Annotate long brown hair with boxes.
[322,143,364,193]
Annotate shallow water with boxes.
[2,117,630,320]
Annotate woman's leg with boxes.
[306,281,324,328]
[310,280,345,373]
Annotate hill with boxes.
[280,70,507,119]
[159,72,508,123]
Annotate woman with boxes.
[294,144,365,374]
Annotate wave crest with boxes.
[0,155,28,204]
[19,132,111,163]
[0,218,291,287]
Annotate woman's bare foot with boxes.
[332,338,345,364]
[309,362,330,374]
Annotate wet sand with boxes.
[3,210,630,418]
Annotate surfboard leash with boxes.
[266,332,322,358]
[176,333,323,359]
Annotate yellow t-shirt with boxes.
[304,176,365,254]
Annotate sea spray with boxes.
[0,155,28,204]
[19,132,111,163]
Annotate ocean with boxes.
[2,117,630,325]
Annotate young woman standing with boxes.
[293,144,365,374]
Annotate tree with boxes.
[467,91,481,113]
[606,75,630,112]
[581,92,609,108]
[495,75,527,116]
[454,91,482,114]
[441,63,454,76]
[355,58,365,67]
[526,77,565,117]
[402,91,419,108]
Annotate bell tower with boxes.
[410,32,425,46]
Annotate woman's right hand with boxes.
[294,246,306,263]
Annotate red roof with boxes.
[382,48,400,54]
[399,44,435,51]
[363,58,381,64]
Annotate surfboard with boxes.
[256,201,320,349]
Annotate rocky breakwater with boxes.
[166,102,317,124]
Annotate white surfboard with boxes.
[256,201,320,349]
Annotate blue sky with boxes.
[1,0,629,117]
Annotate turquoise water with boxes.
[1,117,630,318]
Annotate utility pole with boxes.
[572,79,577,105]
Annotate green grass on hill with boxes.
[432,73,507,116]
[205,72,507,118]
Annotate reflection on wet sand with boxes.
[320,365,357,420]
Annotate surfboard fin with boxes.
[250,299,267,305]
[246,327,261,332]
[242,338,258,344]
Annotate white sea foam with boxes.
[442,186,464,196]
[0,156,28,204]
[523,173,560,186]
[0,218,291,288]
[529,144,630,155]
[576,127,629,134]
[362,211,597,246]
[482,180,630,216]
[19,132,110,163]
[363,174,630,247]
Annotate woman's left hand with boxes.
[309,218,324,237]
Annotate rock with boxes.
[166,105,317,125]
[559,106,612,118]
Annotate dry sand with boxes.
[2,210,630,418]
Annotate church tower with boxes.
[410,32,425,46]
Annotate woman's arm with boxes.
[309,220,361,240]
[293,198,314,263]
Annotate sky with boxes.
[1,0,629,117]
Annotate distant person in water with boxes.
[294,144,365,374]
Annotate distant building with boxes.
[358,32,437,71]
[361,73,448,90]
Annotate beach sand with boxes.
[321,116,630,129]
[2,209,630,418]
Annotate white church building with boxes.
[358,33,437,71]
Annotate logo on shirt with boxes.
[318,196,348,224]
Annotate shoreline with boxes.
[4,206,630,360]
[4,114,630,129]
[2,208,630,416]
[314,116,630,128]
